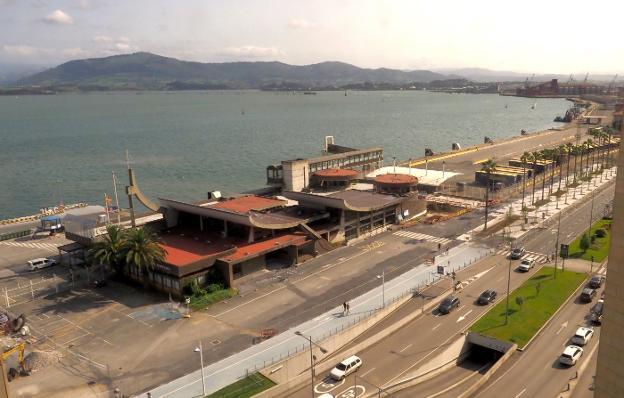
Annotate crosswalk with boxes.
[0,240,60,252]
[495,249,549,264]
[393,230,452,245]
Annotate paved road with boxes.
[284,171,615,398]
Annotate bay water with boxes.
[0,90,567,219]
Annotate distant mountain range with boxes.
[14,52,457,90]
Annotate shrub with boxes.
[595,229,607,238]
[580,233,591,252]
[207,283,223,293]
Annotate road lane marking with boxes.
[457,310,473,323]
[556,321,568,335]
[432,323,441,331]
[496,276,504,282]
[361,367,376,377]
[399,344,412,353]
[458,305,465,310]
[514,388,526,398]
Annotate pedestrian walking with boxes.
[343,301,347,315]
[438,242,442,251]
[346,302,350,314]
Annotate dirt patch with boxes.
[25,350,63,372]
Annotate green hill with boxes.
[16,52,452,90]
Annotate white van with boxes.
[28,258,57,271]
[330,355,362,380]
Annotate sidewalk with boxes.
[145,241,493,398]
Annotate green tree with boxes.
[580,233,591,253]
[481,159,497,231]
[88,224,126,274]
[557,144,568,192]
[530,151,541,205]
[122,227,167,283]
[520,151,531,212]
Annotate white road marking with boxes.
[556,321,568,335]
[361,367,376,377]
[457,310,473,323]
[514,388,526,398]
[399,344,412,353]
[496,276,504,282]
[432,323,442,331]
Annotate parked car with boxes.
[588,276,605,289]
[477,290,498,305]
[580,288,597,303]
[559,345,583,366]
[510,247,526,260]
[330,355,362,381]
[570,327,594,346]
[438,296,460,314]
[517,257,535,272]
[28,258,57,271]
[590,300,604,325]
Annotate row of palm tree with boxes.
[89,225,167,281]
[518,133,613,209]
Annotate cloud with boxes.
[288,18,314,29]
[218,45,284,59]
[93,35,113,43]
[0,0,17,6]
[43,9,73,25]
[61,47,86,57]
[2,45,41,56]
[117,36,130,43]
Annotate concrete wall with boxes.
[282,160,309,192]
[595,141,624,398]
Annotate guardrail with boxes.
[0,230,31,241]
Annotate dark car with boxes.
[438,296,460,314]
[510,247,526,260]
[477,289,498,305]
[580,288,597,303]
[590,300,604,324]
[588,276,605,289]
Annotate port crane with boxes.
[607,74,618,95]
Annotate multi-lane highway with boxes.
[284,174,614,398]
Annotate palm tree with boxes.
[557,144,568,192]
[89,224,126,274]
[520,151,531,212]
[564,143,574,187]
[571,145,581,185]
[586,138,594,177]
[539,149,550,201]
[481,159,497,231]
[122,227,167,283]
[531,151,541,204]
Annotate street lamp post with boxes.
[377,268,385,308]
[505,241,513,325]
[554,210,562,279]
[295,331,327,398]
[194,341,206,396]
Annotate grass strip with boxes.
[470,266,586,349]
[189,288,238,310]
[567,218,612,262]
[205,372,276,398]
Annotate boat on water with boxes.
[303,91,317,95]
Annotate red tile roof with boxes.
[374,173,418,185]
[313,168,358,179]
[220,233,308,263]
[211,196,286,214]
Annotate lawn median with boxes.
[567,217,612,262]
[470,266,586,349]
[205,372,275,398]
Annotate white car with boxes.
[330,355,362,380]
[518,257,535,272]
[28,258,57,271]
[571,327,594,346]
[560,345,583,366]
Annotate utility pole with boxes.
[505,241,513,325]
[554,210,562,279]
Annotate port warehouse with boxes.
[62,139,431,297]
[55,125,621,297]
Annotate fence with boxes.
[0,230,31,241]
[2,268,93,308]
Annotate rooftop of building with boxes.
[374,173,418,185]
[205,195,287,215]
[313,168,359,179]
[367,166,460,187]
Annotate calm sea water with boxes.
[0,90,568,219]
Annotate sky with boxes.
[1,0,623,74]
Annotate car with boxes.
[517,257,535,272]
[510,247,526,260]
[580,288,597,303]
[588,276,605,289]
[438,296,460,314]
[590,299,604,324]
[330,355,362,381]
[27,258,57,271]
[571,327,594,346]
[477,289,497,305]
[559,345,583,366]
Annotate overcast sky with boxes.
[1,0,622,74]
